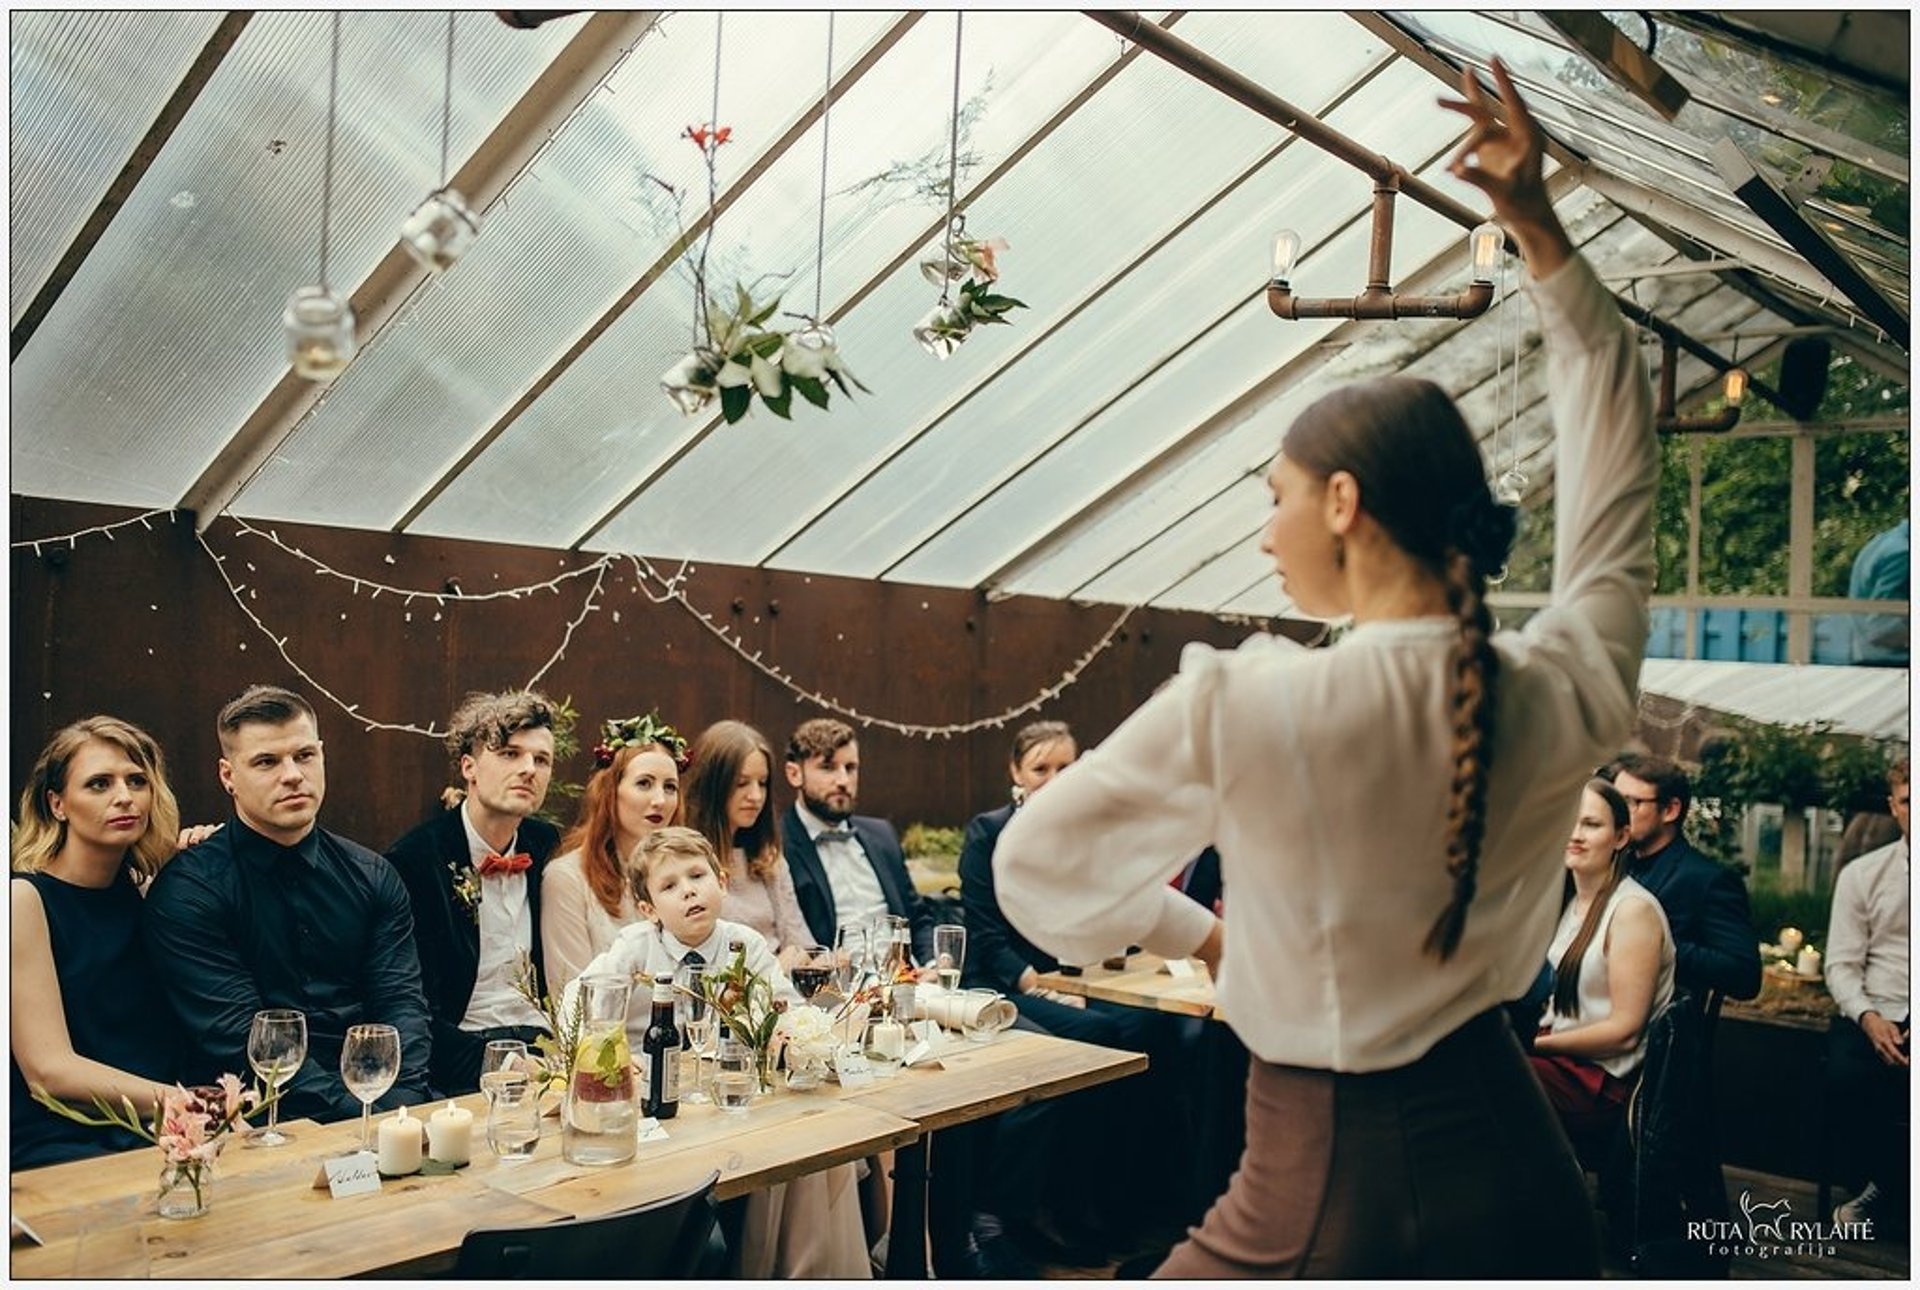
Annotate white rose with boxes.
[749,350,785,398]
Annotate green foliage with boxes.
[534,695,585,828]
[902,823,964,863]
[1746,874,1833,946]
[1695,718,1899,815]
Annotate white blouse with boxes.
[1541,877,1676,1080]
[996,253,1657,1073]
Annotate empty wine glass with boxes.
[676,959,714,1106]
[480,1039,529,1101]
[834,924,871,996]
[245,1008,306,1147]
[933,925,967,993]
[339,1023,400,1152]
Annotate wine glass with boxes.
[480,1039,529,1101]
[245,1008,306,1147]
[339,1023,400,1152]
[676,959,713,1106]
[792,944,833,1002]
[933,925,967,993]
[834,924,871,996]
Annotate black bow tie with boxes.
[817,826,856,844]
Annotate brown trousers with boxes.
[1155,1010,1599,1279]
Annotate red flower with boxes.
[684,123,733,151]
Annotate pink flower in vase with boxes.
[967,237,1009,283]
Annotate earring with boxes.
[1332,534,1346,571]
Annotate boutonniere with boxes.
[448,861,481,922]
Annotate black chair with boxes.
[453,1170,722,1279]
[1616,988,1730,1278]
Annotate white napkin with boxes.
[912,984,1017,1032]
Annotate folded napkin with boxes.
[912,985,1017,1033]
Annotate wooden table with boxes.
[1034,952,1217,1018]
[9,1032,1145,1280]
[10,1092,916,1279]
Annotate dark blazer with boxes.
[386,807,560,1093]
[1631,834,1762,1001]
[957,805,1055,993]
[780,804,934,965]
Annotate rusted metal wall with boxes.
[12,497,1262,851]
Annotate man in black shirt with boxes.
[145,685,432,1121]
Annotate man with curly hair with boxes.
[387,690,560,1095]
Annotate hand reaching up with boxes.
[1439,58,1570,278]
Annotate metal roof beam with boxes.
[183,11,666,532]
[11,12,252,360]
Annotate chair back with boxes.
[454,1170,720,1279]
[1624,990,1730,1277]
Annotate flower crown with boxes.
[592,712,688,770]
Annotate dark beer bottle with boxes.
[642,974,681,1119]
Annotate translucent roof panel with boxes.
[585,11,1351,567]
[10,11,576,509]
[230,11,865,529]
[1387,11,1908,313]
[408,10,1100,550]
[10,11,224,324]
[765,13,1396,578]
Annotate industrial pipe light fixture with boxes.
[1654,335,1744,434]
[1266,177,1497,321]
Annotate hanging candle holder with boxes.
[399,15,480,273]
[660,347,723,416]
[1492,467,1528,507]
[283,286,357,380]
[400,186,480,272]
[283,13,354,383]
[918,214,973,288]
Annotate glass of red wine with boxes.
[790,944,833,1002]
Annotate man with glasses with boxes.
[1607,753,1761,1001]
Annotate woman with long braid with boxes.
[995,63,1656,1276]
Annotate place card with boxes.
[313,1150,382,1198]
[1162,958,1198,979]
[636,1117,671,1143]
[902,1038,943,1069]
[833,1047,876,1089]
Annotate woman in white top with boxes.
[684,720,814,968]
[539,716,685,994]
[1530,779,1676,1159]
[996,64,1654,1277]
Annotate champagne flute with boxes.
[339,1023,400,1152]
[480,1039,529,1101]
[675,959,713,1105]
[245,1008,306,1147]
[834,924,871,996]
[933,925,967,994]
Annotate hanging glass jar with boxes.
[399,186,481,272]
[911,303,971,360]
[282,286,356,381]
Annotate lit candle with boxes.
[1778,927,1805,957]
[1795,946,1821,978]
[427,1099,473,1166]
[377,1106,424,1176]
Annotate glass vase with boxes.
[156,1159,212,1219]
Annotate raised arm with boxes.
[11,882,167,1114]
[1446,60,1656,702]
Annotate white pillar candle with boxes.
[1796,946,1821,978]
[377,1106,424,1176]
[872,1021,906,1061]
[427,1099,474,1166]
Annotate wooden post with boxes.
[1779,807,1808,890]
[1787,432,1815,664]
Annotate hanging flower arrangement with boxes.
[913,219,1025,358]
[659,113,867,423]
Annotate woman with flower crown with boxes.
[540,714,686,994]
[11,717,201,1168]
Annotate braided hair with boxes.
[1282,377,1517,961]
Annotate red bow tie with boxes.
[477,852,532,877]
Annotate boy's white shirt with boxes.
[562,916,800,1045]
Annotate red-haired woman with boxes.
[996,64,1655,1276]
[540,716,685,994]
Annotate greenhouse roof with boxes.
[10,10,1910,618]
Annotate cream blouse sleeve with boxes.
[539,852,597,997]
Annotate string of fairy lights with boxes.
[18,510,1136,741]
